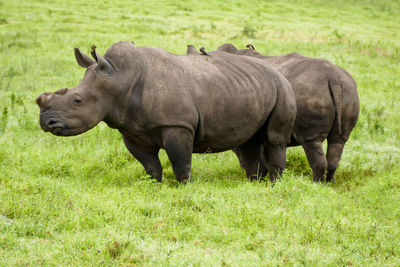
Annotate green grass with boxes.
[1,0,400,265]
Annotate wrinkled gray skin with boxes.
[37,41,296,183]
[215,43,359,183]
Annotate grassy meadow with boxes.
[1,0,400,265]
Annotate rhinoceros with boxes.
[36,41,296,182]
[213,43,359,183]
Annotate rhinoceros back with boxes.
[110,45,288,152]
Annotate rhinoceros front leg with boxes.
[123,135,163,182]
[161,127,194,183]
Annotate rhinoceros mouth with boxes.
[49,124,65,135]
[40,116,86,137]
[40,120,65,135]
[45,123,75,136]
[39,113,69,136]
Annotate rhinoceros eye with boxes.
[73,96,82,104]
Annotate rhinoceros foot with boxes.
[177,174,192,183]
[325,176,337,184]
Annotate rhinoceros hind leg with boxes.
[162,127,194,183]
[302,141,327,182]
[326,142,345,183]
[265,145,286,182]
[232,147,245,169]
[233,140,267,180]
[123,135,163,182]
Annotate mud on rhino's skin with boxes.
[215,43,360,183]
[37,41,296,182]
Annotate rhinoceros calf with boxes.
[37,41,296,182]
[215,43,359,183]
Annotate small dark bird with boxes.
[246,44,255,51]
[91,45,98,61]
[187,45,200,55]
[199,47,210,56]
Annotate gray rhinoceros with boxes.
[212,43,359,183]
[36,41,296,182]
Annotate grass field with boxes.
[1,0,400,265]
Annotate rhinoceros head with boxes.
[36,46,120,136]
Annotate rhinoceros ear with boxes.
[74,48,95,68]
[97,54,114,74]
[187,45,200,55]
[217,43,238,53]
[91,45,114,75]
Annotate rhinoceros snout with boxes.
[47,121,65,135]
[39,116,66,135]
[36,92,53,108]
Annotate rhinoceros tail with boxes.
[328,77,342,135]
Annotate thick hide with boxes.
[37,41,296,182]
[217,43,360,183]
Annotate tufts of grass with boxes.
[1,0,400,265]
